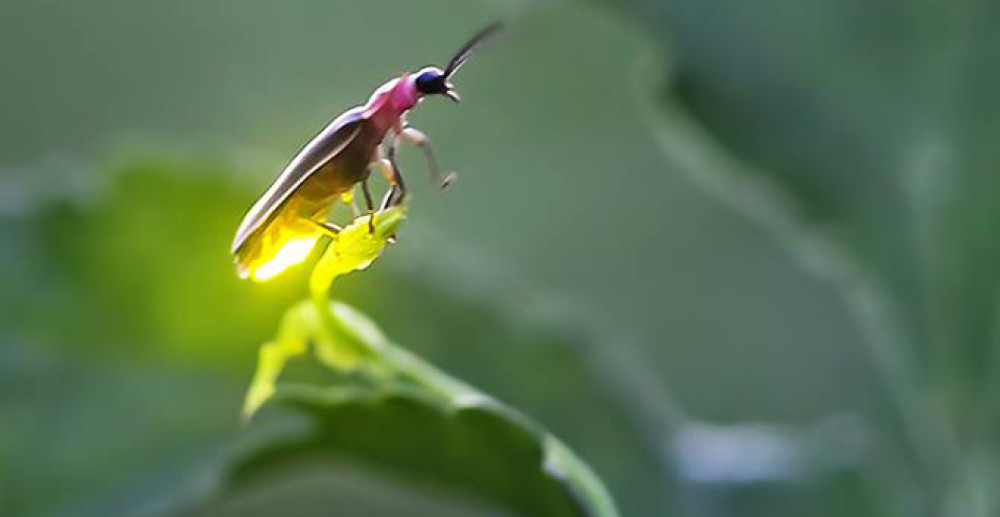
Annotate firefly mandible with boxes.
[231,23,502,281]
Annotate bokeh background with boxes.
[3,0,997,515]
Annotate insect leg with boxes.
[375,157,400,244]
[373,157,398,210]
[384,134,409,208]
[399,127,456,188]
[308,219,343,237]
[361,177,376,233]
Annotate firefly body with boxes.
[232,24,501,281]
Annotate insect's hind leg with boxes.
[399,127,456,189]
[308,219,343,237]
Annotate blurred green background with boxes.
[2,0,997,515]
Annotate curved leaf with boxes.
[224,385,616,517]
[213,300,617,517]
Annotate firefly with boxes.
[232,23,502,281]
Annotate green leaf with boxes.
[220,299,618,517]
[222,385,617,517]
[308,207,407,297]
[1,156,659,516]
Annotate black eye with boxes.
[415,70,445,94]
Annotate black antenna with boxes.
[443,22,504,79]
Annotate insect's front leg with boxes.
[398,126,456,189]
[376,160,402,210]
[382,133,409,209]
[361,177,376,233]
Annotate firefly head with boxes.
[413,23,503,105]
[414,67,460,103]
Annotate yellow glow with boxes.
[250,235,319,282]
[243,207,407,419]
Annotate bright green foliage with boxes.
[228,303,618,517]
[0,159,650,517]
[235,205,619,516]
[229,385,618,517]
[244,208,407,417]
[308,208,407,298]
